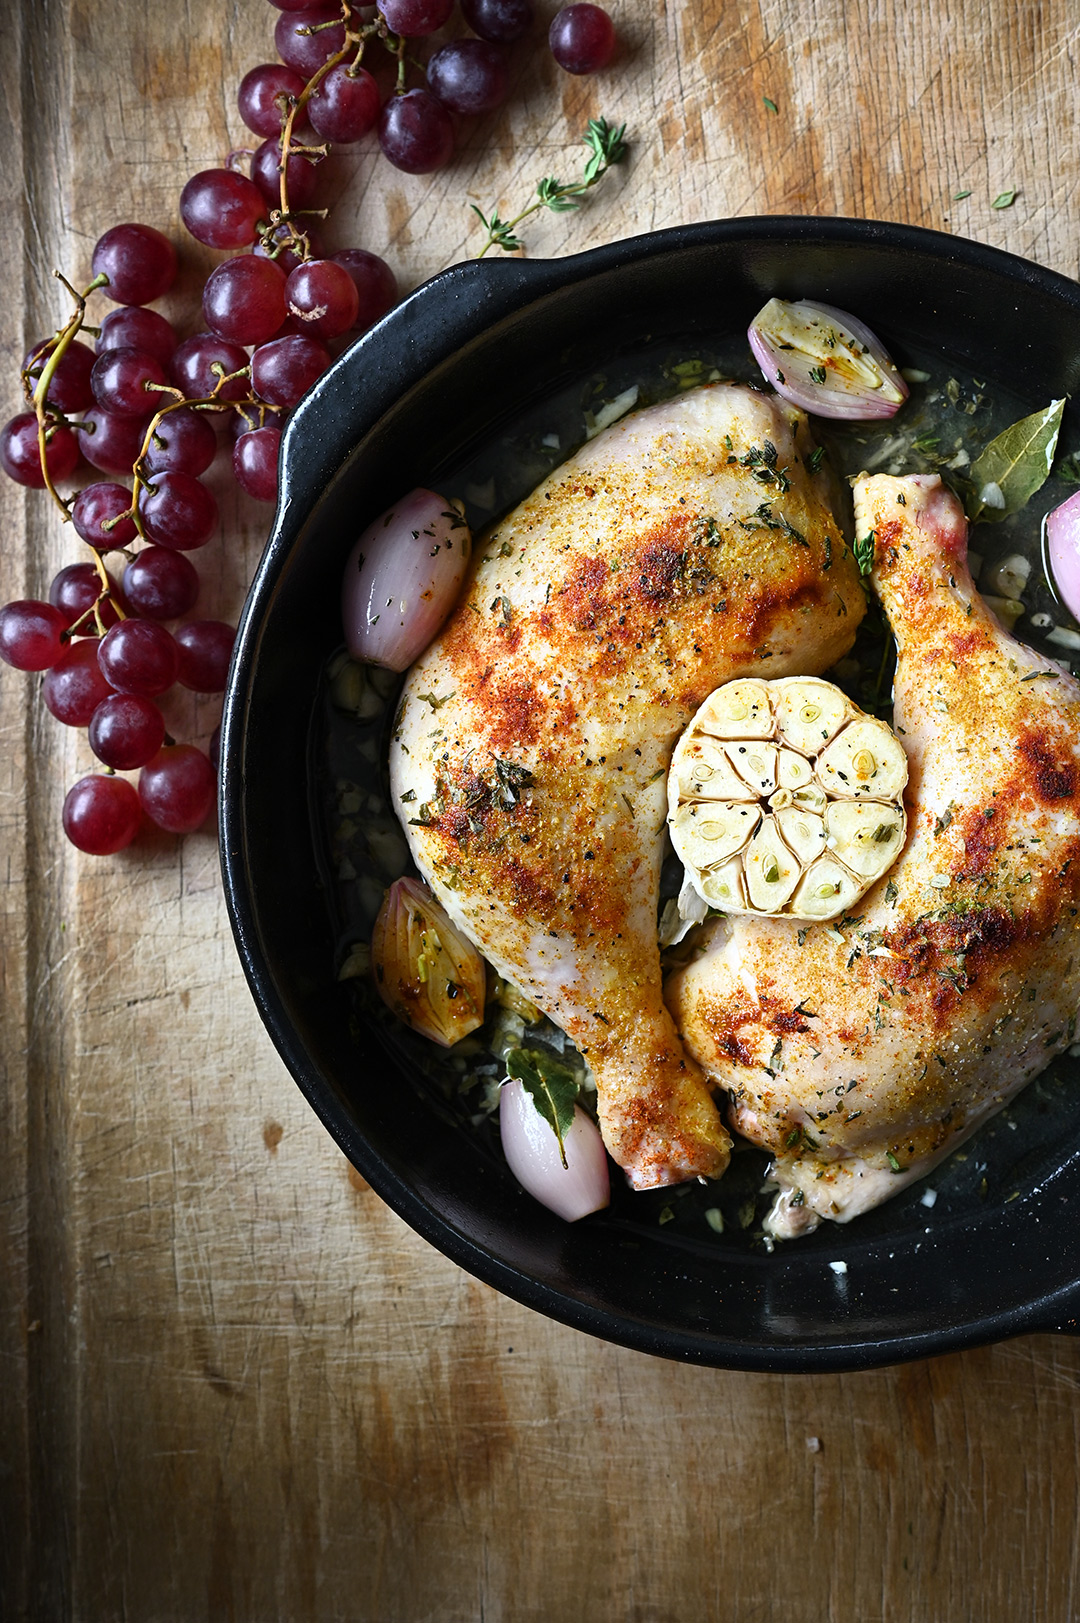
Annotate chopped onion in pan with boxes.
[342,488,471,671]
[499,1080,610,1221]
[748,298,909,420]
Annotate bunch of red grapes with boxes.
[0,0,617,856]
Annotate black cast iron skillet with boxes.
[220,217,1080,1372]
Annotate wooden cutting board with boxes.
[3,2,1080,1617]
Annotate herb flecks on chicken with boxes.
[667,473,1080,1233]
[390,385,864,1190]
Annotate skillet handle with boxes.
[277,254,597,523]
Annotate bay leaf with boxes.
[964,398,1065,523]
[505,1046,581,1167]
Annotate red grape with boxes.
[90,346,169,418]
[548,3,615,72]
[43,639,116,726]
[267,316,305,341]
[238,63,310,139]
[23,338,96,412]
[50,562,124,632]
[139,745,217,834]
[76,409,150,477]
[251,139,321,210]
[378,89,454,174]
[180,170,266,250]
[97,618,179,696]
[63,775,142,855]
[266,0,328,10]
[97,306,177,368]
[122,547,200,621]
[70,485,138,549]
[170,334,251,402]
[284,259,359,339]
[379,0,454,34]
[331,250,397,332]
[251,334,331,408]
[233,426,282,501]
[1,413,79,488]
[0,600,68,670]
[427,39,509,114]
[91,224,178,305]
[88,693,166,770]
[174,620,236,692]
[460,0,534,41]
[203,254,288,346]
[307,65,381,143]
[274,6,346,73]
[142,407,218,478]
[139,471,218,551]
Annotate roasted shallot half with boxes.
[748,298,909,420]
[371,876,486,1046]
[342,488,471,670]
[668,676,908,923]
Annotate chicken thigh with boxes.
[667,473,1080,1235]
[390,385,865,1188]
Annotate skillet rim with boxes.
[220,215,1080,1370]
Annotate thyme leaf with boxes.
[854,531,875,576]
[473,119,628,258]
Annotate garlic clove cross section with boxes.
[695,679,774,739]
[745,819,802,911]
[817,717,908,801]
[670,736,752,803]
[669,800,761,870]
[668,676,908,922]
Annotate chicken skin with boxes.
[667,473,1080,1235]
[390,385,864,1188]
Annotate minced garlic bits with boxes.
[668,677,908,921]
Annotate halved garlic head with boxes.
[668,676,908,921]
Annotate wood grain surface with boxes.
[4,2,1080,1618]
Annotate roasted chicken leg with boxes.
[667,473,1080,1234]
[390,385,864,1187]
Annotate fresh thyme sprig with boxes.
[472,118,628,258]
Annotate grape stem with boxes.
[23,4,389,621]
[269,2,386,265]
[24,17,631,652]
[472,119,629,259]
[99,368,256,545]
[23,271,110,517]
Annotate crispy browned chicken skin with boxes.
[669,474,1080,1233]
[391,386,864,1187]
